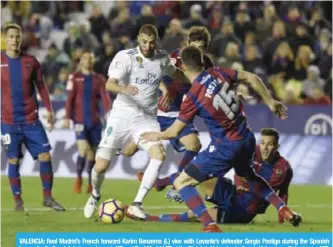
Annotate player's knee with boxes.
[148,145,165,161]
[78,145,89,157]
[122,143,138,157]
[184,140,201,152]
[174,171,198,190]
[95,147,115,172]
[181,135,201,152]
[38,152,51,162]
[8,158,19,164]
[87,150,95,161]
[94,158,109,173]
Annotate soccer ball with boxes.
[98,199,125,224]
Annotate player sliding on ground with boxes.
[136,128,302,226]
[141,46,302,232]
[83,24,189,220]
[1,23,64,211]
[64,50,111,194]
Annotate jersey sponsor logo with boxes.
[304,113,332,136]
[0,64,8,67]
[135,73,159,85]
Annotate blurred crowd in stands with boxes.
[1,1,332,105]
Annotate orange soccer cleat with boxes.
[73,177,82,194]
[202,224,223,232]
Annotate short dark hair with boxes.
[260,128,279,143]
[4,23,22,34]
[188,26,211,50]
[139,24,159,39]
[180,46,204,72]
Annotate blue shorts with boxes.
[185,132,256,181]
[1,120,51,160]
[158,116,198,152]
[206,177,255,224]
[74,123,102,148]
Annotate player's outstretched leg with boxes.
[39,152,65,211]
[127,144,164,221]
[8,158,24,211]
[174,171,222,232]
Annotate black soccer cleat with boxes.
[15,202,25,211]
[43,197,66,212]
[290,213,302,227]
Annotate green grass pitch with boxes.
[1,176,332,246]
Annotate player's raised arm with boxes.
[106,51,138,95]
[33,57,54,130]
[237,70,288,119]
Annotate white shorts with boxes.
[99,107,161,151]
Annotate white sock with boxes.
[134,159,163,203]
[92,167,105,198]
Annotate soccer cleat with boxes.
[84,194,100,218]
[126,204,146,221]
[15,201,25,211]
[279,205,302,227]
[86,184,93,194]
[43,197,65,211]
[165,189,184,203]
[202,224,223,232]
[73,177,82,194]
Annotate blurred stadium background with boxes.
[0,1,332,185]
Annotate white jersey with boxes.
[108,47,176,116]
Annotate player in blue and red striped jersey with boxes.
[1,23,64,211]
[141,46,301,232]
[139,128,301,226]
[64,50,111,194]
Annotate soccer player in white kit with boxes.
[83,24,185,220]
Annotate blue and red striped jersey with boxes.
[235,146,293,215]
[1,52,52,124]
[65,71,111,126]
[158,48,214,114]
[178,66,250,142]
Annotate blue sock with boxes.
[178,150,198,173]
[8,163,22,202]
[40,161,53,198]
[178,185,214,226]
[76,156,86,178]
